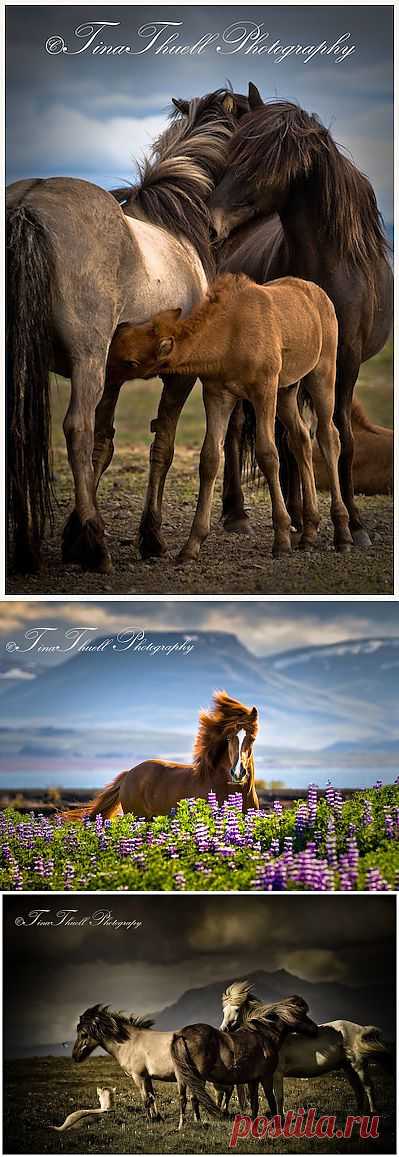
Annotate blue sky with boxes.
[6,6,393,222]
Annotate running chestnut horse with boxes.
[210,91,393,547]
[108,273,352,560]
[63,691,259,821]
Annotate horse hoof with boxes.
[175,550,197,567]
[139,527,167,559]
[223,514,252,535]
[351,528,372,549]
[299,538,317,552]
[272,544,292,559]
[336,541,353,555]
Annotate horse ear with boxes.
[153,308,182,327]
[248,82,264,109]
[250,706,258,720]
[172,97,189,115]
[223,93,235,113]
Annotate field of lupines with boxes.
[1,780,398,892]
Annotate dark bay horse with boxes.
[63,691,259,820]
[171,996,318,1127]
[6,89,247,575]
[211,87,393,547]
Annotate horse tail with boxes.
[170,1034,222,1120]
[242,752,259,811]
[62,771,127,822]
[356,1026,391,1063]
[51,1109,104,1132]
[7,200,55,571]
[239,403,290,499]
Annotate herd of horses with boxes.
[7,82,393,575]
[71,982,390,1130]
[63,692,260,821]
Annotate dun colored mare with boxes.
[171,996,318,1126]
[63,691,259,821]
[220,980,391,1115]
[109,273,351,559]
[6,89,248,574]
[211,89,393,546]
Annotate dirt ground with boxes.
[7,444,393,596]
[7,356,393,596]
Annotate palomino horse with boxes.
[6,88,248,575]
[171,996,318,1127]
[108,273,351,559]
[63,691,259,821]
[72,1005,185,1122]
[220,981,391,1115]
[211,88,393,547]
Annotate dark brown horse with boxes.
[211,87,393,547]
[6,89,248,575]
[171,996,318,1127]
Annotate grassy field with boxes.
[7,343,393,596]
[1,783,398,892]
[3,1057,395,1155]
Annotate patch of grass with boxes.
[3,1057,395,1154]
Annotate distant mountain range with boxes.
[0,633,398,790]
[5,966,394,1058]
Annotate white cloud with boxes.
[8,103,168,175]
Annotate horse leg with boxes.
[62,354,112,572]
[351,1061,376,1113]
[177,1081,188,1130]
[176,384,236,564]
[305,367,353,553]
[278,412,304,533]
[139,372,196,558]
[92,376,123,490]
[253,386,292,557]
[334,349,371,548]
[248,1080,259,1119]
[190,1094,201,1123]
[277,386,320,550]
[342,1062,366,1111]
[237,1085,248,1111]
[272,1068,284,1117]
[261,1076,278,1118]
[222,402,251,534]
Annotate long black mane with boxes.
[229,100,389,282]
[78,1004,154,1043]
[111,90,238,278]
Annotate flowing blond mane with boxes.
[192,690,258,776]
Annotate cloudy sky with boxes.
[3,894,396,1049]
[0,600,398,787]
[6,6,393,222]
[1,598,398,658]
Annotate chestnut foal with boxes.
[109,273,352,561]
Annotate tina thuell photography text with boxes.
[2,5,396,1157]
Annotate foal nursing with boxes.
[110,273,352,560]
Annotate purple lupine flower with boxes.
[362,798,373,826]
[207,791,218,811]
[366,867,389,891]
[273,800,283,816]
[333,792,343,816]
[384,811,394,839]
[325,781,335,808]
[307,784,318,823]
[174,872,186,890]
[63,862,75,890]
[295,803,309,833]
[373,779,383,790]
[95,814,103,834]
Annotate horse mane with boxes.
[79,1005,154,1043]
[113,91,237,279]
[192,690,258,776]
[244,994,312,1035]
[229,101,389,283]
[172,273,251,342]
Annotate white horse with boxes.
[221,981,390,1115]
